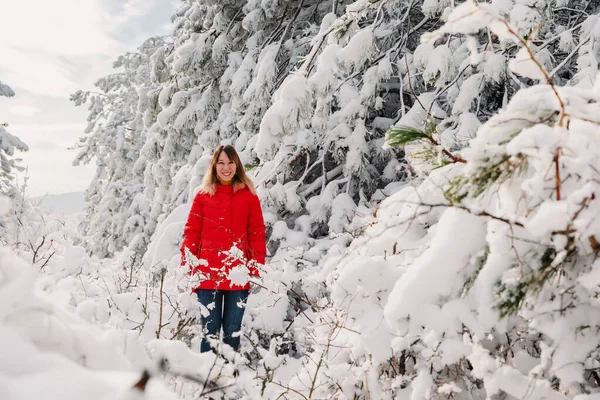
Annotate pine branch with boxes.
[300,0,387,75]
[225,7,244,35]
[404,55,432,119]
[385,125,467,163]
[537,21,584,51]
[549,36,590,79]
[385,125,430,147]
[278,0,305,46]
[496,19,567,125]
[299,165,344,197]
[428,63,471,116]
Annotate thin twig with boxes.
[308,352,324,399]
[225,7,244,35]
[497,19,566,125]
[156,269,166,339]
[269,379,309,400]
[169,317,195,340]
[278,0,305,46]
[200,352,222,396]
[408,200,525,227]
[554,147,562,201]
[30,236,46,264]
[549,36,590,78]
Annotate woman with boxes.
[180,144,266,353]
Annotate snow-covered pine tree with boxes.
[72,38,166,259]
[298,0,600,398]
[0,81,28,196]
[0,80,29,242]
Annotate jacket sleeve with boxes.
[181,192,203,267]
[247,193,266,277]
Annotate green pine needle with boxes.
[385,125,430,148]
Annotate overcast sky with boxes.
[0,0,176,196]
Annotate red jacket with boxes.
[181,183,266,290]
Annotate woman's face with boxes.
[216,151,236,182]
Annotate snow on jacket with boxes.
[180,183,266,290]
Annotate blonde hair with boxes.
[200,144,256,196]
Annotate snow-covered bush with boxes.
[0,196,182,399]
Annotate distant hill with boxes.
[32,192,86,215]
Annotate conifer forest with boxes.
[3,0,600,399]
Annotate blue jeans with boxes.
[196,289,249,353]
